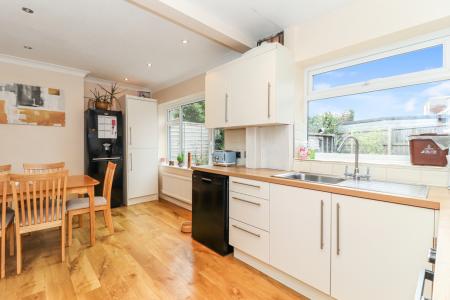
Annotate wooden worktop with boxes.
[192,165,450,299]
[192,165,446,210]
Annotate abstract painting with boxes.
[0,83,65,127]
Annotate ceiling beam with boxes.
[128,0,252,53]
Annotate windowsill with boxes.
[159,164,193,171]
[295,157,449,170]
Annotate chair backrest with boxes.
[0,164,11,175]
[103,162,117,206]
[0,174,9,232]
[10,170,68,230]
[23,162,65,174]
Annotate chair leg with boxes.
[78,215,83,228]
[1,230,5,279]
[67,213,73,247]
[9,225,14,256]
[61,218,65,262]
[16,231,22,275]
[105,209,114,234]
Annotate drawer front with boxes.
[229,219,269,263]
[230,192,269,231]
[230,176,269,199]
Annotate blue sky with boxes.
[309,45,450,121]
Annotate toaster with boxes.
[212,150,237,166]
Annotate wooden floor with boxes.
[0,200,306,300]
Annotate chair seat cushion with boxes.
[0,207,14,229]
[66,196,107,211]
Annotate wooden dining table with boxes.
[4,175,100,246]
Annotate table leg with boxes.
[88,186,96,246]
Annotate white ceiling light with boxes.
[22,7,34,14]
[181,39,188,44]
[147,63,152,67]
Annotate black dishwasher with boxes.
[192,171,233,256]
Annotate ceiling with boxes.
[177,0,355,43]
[0,0,353,91]
[0,0,239,90]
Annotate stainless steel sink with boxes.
[272,172,345,185]
[337,179,429,199]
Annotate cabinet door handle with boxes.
[320,200,324,250]
[225,93,228,122]
[130,153,133,172]
[231,181,260,189]
[232,196,261,206]
[201,177,212,183]
[267,82,271,118]
[129,127,132,146]
[336,202,340,255]
[232,224,260,238]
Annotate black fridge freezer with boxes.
[192,171,233,256]
[85,109,124,208]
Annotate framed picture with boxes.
[0,83,65,127]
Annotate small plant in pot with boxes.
[177,153,185,167]
[87,83,122,110]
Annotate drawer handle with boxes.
[201,178,212,183]
[415,269,434,300]
[232,224,261,238]
[232,181,261,189]
[232,197,261,206]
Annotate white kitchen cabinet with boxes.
[330,194,434,300]
[205,43,295,129]
[229,218,270,263]
[123,95,158,205]
[270,184,332,294]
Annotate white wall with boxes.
[286,0,450,62]
[0,60,85,173]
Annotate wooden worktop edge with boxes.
[192,166,440,210]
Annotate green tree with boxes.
[308,110,354,135]
[182,101,205,123]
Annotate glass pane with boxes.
[168,123,180,161]
[214,129,225,150]
[168,108,180,121]
[182,121,209,165]
[182,101,205,123]
[308,80,450,156]
[313,45,444,91]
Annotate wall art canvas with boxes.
[0,83,65,127]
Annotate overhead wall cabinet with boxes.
[122,95,159,205]
[205,43,295,129]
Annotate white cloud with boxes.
[404,98,416,112]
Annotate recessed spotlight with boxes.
[181,39,188,44]
[147,63,152,68]
[22,7,34,14]
[24,45,33,50]
[124,78,128,81]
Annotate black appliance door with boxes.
[192,171,232,255]
[88,157,124,208]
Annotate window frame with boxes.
[166,98,210,164]
[304,30,450,162]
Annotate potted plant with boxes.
[87,83,122,110]
[177,153,185,167]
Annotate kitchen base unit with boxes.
[233,249,332,300]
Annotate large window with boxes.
[167,100,209,165]
[306,36,450,161]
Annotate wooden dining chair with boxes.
[0,174,14,278]
[10,170,68,274]
[23,162,65,174]
[0,165,11,175]
[66,162,116,246]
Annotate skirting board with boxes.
[160,193,192,211]
[234,249,333,300]
[126,194,158,206]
